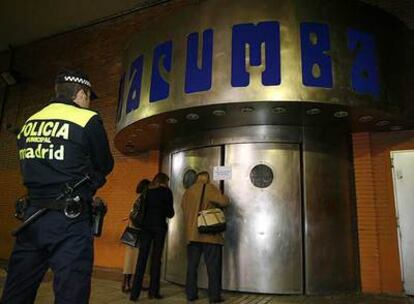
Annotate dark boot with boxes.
[122,274,132,293]
[127,274,133,292]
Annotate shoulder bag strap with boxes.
[197,184,207,213]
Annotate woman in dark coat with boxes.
[130,173,174,302]
[122,178,150,293]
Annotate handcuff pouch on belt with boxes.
[63,195,83,218]
[14,196,29,221]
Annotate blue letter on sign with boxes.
[126,55,144,114]
[232,22,281,87]
[185,29,213,93]
[150,41,172,102]
[348,29,379,98]
[300,22,333,88]
[116,72,125,121]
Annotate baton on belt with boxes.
[11,175,90,237]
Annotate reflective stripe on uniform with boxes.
[27,103,96,127]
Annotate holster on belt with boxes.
[91,197,107,237]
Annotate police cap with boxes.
[55,68,98,100]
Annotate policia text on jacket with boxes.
[17,103,96,161]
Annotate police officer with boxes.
[0,69,114,304]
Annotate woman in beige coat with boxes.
[122,178,150,293]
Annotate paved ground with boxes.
[1,267,413,303]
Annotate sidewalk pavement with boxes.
[1,267,413,303]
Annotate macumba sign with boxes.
[118,21,379,119]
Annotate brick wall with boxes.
[94,152,160,269]
[0,169,25,258]
[352,130,414,294]
[0,0,190,269]
[352,132,381,293]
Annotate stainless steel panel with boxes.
[165,146,221,285]
[223,143,302,293]
[391,151,414,295]
[303,126,358,294]
[164,125,302,155]
[117,0,403,132]
[164,125,358,294]
[115,0,410,153]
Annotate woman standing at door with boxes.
[130,173,174,302]
[122,178,150,293]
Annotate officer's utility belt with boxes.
[30,197,84,219]
[12,176,92,237]
[31,200,68,210]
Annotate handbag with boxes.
[120,226,141,247]
[197,184,226,234]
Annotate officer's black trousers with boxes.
[0,210,93,304]
[185,242,223,302]
[130,227,166,301]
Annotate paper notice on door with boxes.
[213,166,232,180]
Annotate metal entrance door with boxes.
[166,143,302,293]
[391,151,414,295]
[166,146,221,284]
[223,143,302,293]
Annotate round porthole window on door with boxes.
[250,164,274,188]
[183,169,197,189]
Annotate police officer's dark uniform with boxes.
[0,69,114,304]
